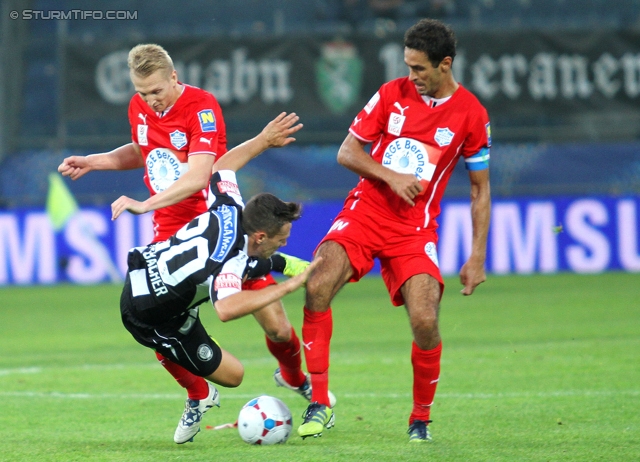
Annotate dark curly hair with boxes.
[404,18,457,67]
[242,193,302,237]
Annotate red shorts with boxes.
[318,201,443,306]
[243,273,277,290]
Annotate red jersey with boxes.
[128,84,227,242]
[348,78,490,229]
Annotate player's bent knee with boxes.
[226,369,244,388]
[208,363,244,388]
[264,326,292,343]
[210,350,245,387]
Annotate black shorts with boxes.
[120,277,223,377]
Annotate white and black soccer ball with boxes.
[237,395,293,445]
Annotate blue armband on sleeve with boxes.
[464,148,490,171]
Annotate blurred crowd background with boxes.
[1,0,639,205]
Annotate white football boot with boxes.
[173,382,220,444]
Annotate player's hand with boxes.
[262,112,303,148]
[387,172,424,206]
[111,195,149,220]
[58,156,91,180]
[459,257,486,295]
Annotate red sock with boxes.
[302,307,333,406]
[410,341,442,425]
[266,327,306,388]
[155,352,210,400]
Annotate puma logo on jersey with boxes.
[393,102,409,115]
[353,116,361,126]
[200,137,212,146]
[303,341,313,350]
[329,220,349,233]
[138,113,147,125]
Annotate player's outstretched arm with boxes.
[58,143,143,180]
[213,112,302,173]
[214,257,321,322]
[460,168,490,295]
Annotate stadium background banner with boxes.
[63,31,640,143]
[1,196,638,285]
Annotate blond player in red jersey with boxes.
[59,44,226,238]
[297,18,492,442]
[58,44,332,444]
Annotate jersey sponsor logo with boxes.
[434,127,455,147]
[138,113,147,124]
[211,204,238,262]
[364,91,380,114]
[197,344,214,361]
[424,242,439,267]
[387,112,406,136]
[214,272,242,291]
[382,137,436,182]
[137,124,148,146]
[328,219,349,233]
[199,136,212,147]
[198,109,217,132]
[146,148,185,193]
[170,130,187,150]
[485,122,492,147]
[217,180,240,196]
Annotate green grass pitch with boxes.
[1,273,638,461]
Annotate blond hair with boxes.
[127,44,174,78]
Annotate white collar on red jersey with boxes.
[421,94,452,108]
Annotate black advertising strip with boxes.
[62,31,640,142]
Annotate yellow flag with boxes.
[46,173,79,231]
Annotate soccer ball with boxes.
[237,395,293,445]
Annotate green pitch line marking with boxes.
[0,367,41,376]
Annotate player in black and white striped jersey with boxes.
[119,112,321,443]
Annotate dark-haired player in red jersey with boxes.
[297,18,491,442]
[58,44,332,444]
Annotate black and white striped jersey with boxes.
[124,170,249,325]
